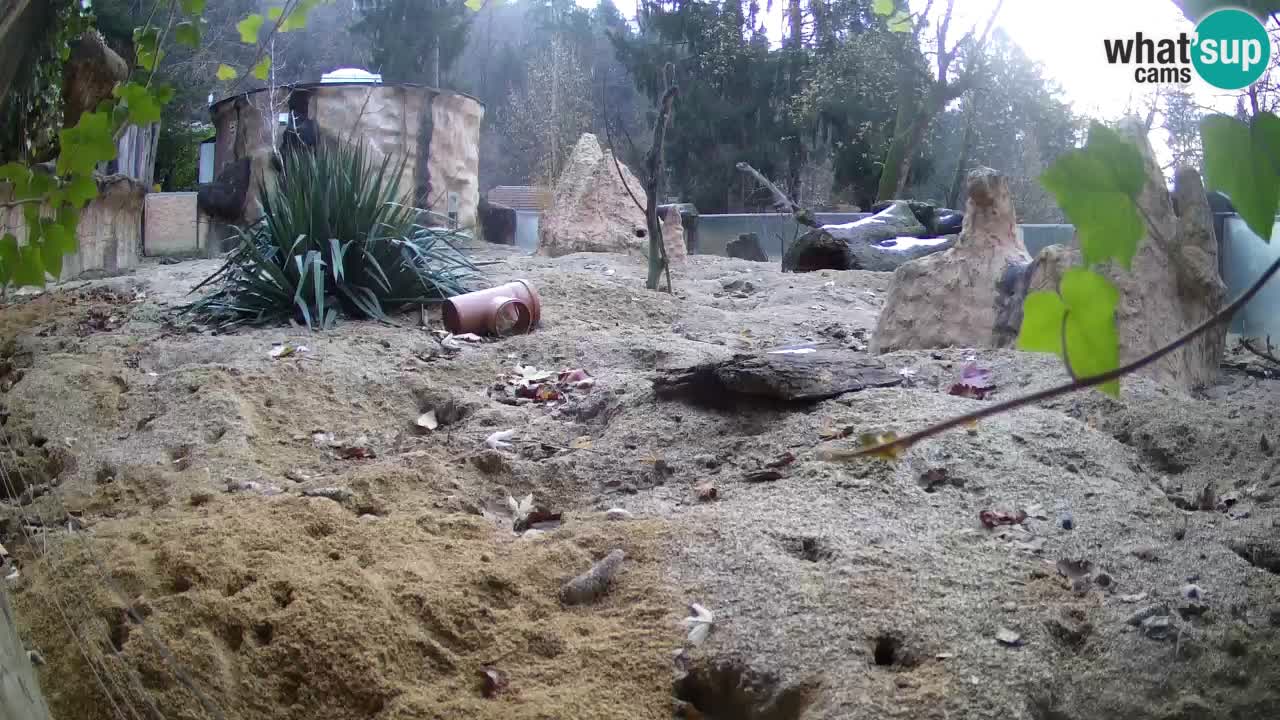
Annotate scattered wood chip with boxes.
[479,667,508,698]
[415,410,439,431]
[559,549,625,605]
[682,603,715,646]
[766,451,796,469]
[485,429,516,450]
[743,469,783,483]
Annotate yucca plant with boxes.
[184,140,481,330]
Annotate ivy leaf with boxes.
[65,172,98,207]
[1040,122,1146,270]
[57,111,117,176]
[133,26,160,70]
[180,0,207,14]
[42,223,68,280]
[1201,113,1280,242]
[114,82,162,126]
[887,9,913,32]
[0,163,32,197]
[56,204,81,243]
[0,233,17,287]
[1060,268,1121,397]
[872,0,896,15]
[175,21,201,48]
[252,56,272,81]
[1017,290,1068,355]
[281,0,322,31]
[464,0,485,10]
[1017,271,1121,397]
[268,7,284,21]
[216,64,239,81]
[13,243,47,288]
[237,14,265,44]
[154,83,176,106]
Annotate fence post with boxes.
[0,585,51,720]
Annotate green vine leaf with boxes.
[1201,112,1280,242]
[216,64,239,81]
[252,57,272,81]
[238,14,265,44]
[281,0,324,31]
[154,83,176,106]
[13,244,46,287]
[269,7,284,21]
[1040,122,1146,270]
[175,21,201,48]
[0,234,17,287]
[65,173,98,207]
[872,0,895,15]
[133,26,161,70]
[180,0,208,15]
[114,82,162,126]
[57,111,117,177]
[1017,269,1122,397]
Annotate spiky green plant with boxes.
[184,140,480,330]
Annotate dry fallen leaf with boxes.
[569,435,593,450]
[695,483,718,502]
[337,445,375,460]
[415,410,439,431]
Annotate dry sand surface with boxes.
[2,245,1280,720]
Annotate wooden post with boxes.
[1,586,52,720]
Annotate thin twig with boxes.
[601,74,645,214]
[734,162,818,227]
[843,253,1280,459]
[226,0,302,96]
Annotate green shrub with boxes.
[185,140,479,330]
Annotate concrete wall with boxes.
[1,586,51,720]
[144,192,210,257]
[1,174,143,281]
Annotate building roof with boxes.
[486,186,544,211]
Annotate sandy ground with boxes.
[2,245,1279,720]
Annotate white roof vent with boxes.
[320,68,382,84]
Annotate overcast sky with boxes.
[585,0,1246,120]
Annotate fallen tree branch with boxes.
[734,162,819,228]
[1241,335,1280,367]
[838,253,1280,460]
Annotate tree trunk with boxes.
[876,53,921,202]
[947,100,977,209]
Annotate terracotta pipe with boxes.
[442,280,541,336]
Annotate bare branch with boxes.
[1241,336,1280,367]
[734,162,818,228]
[601,74,645,214]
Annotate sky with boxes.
[582,0,1247,120]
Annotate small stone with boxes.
[995,628,1024,647]
[480,553,492,563]
[380,339,392,348]
[620,483,638,495]
[1182,584,1203,601]
[695,483,718,502]
[1141,614,1173,640]
[1094,572,1113,589]
[1127,605,1165,626]
[694,454,721,469]
[605,508,634,521]
[1129,545,1159,562]
[1120,592,1148,603]
[1001,602,1017,612]
[301,487,353,502]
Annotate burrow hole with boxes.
[674,659,815,720]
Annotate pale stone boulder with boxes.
[872,167,1030,353]
[1022,119,1226,389]
[537,133,687,263]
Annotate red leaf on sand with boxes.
[338,446,375,460]
[949,361,996,399]
[559,368,591,384]
[979,509,1027,528]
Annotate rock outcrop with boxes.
[537,134,686,263]
[728,233,769,262]
[782,201,953,272]
[1022,119,1226,389]
[872,167,1031,353]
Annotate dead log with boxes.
[654,345,902,405]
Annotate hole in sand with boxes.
[95,464,117,484]
[873,635,899,666]
[253,621,274,646]
[170,574,193,594]
[106,610,132,652]
[223,623,245,651]
[777,535,834,563]
[269,581,295,609]
[674,659,815,720]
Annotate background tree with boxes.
[354,0,473,85]
[496,37,595,186]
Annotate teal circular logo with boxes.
[1193,9,1271,90]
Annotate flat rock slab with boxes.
[654,344,902,403]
